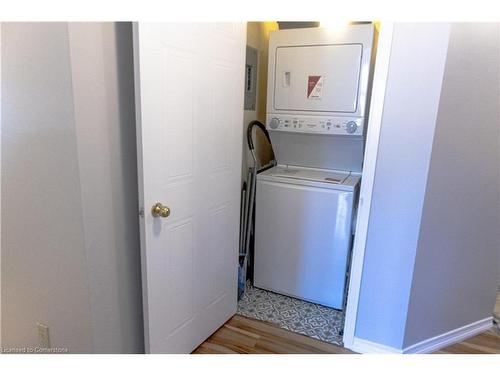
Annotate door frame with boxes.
[342,22,394,350]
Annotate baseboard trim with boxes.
[348,316,493,354]
[402,317,493,354]
[349,337,403,354]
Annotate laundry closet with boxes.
[238,22,377,346]
[3,20,499,355]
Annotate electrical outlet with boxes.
[36,322,50,349]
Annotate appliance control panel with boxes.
[266,115,364,136]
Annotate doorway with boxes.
[232,21,394,351]
[133,21,392,353]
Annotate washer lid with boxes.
[267,165,351,185]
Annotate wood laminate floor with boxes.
[194,291,500,354]
[193,314,353,354]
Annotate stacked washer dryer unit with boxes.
[254,24,374,310]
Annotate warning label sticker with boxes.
[307,75,324,99]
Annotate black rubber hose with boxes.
[247,120,272,151]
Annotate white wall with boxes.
[354,23,451,349]
[354,22,500,351]
[403,23,500,347]
[1,22,143,353]
[2,22,94,352]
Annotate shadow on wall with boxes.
[108,21,145,353]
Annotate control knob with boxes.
[269,117,280,130]
[346,121,358,134]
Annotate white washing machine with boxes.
[254,165,360,309]
[252,24,374,310]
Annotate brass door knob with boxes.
[151,202,171,218]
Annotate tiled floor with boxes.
[237,282,344,346]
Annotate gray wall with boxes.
[499,25,500,288]
[403,23,500,347]
[2,22,94,353]
[355,23,500,350]
[1,22,143,353]
[354,23,451,349]
[68,22,143,353]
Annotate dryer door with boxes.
[273,44,363,113]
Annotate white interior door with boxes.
[133,23,246,353]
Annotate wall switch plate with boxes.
[36,322,50,348]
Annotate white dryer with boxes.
[252,24,374,310]
[254,165,359,309]
[266,24,374,138]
